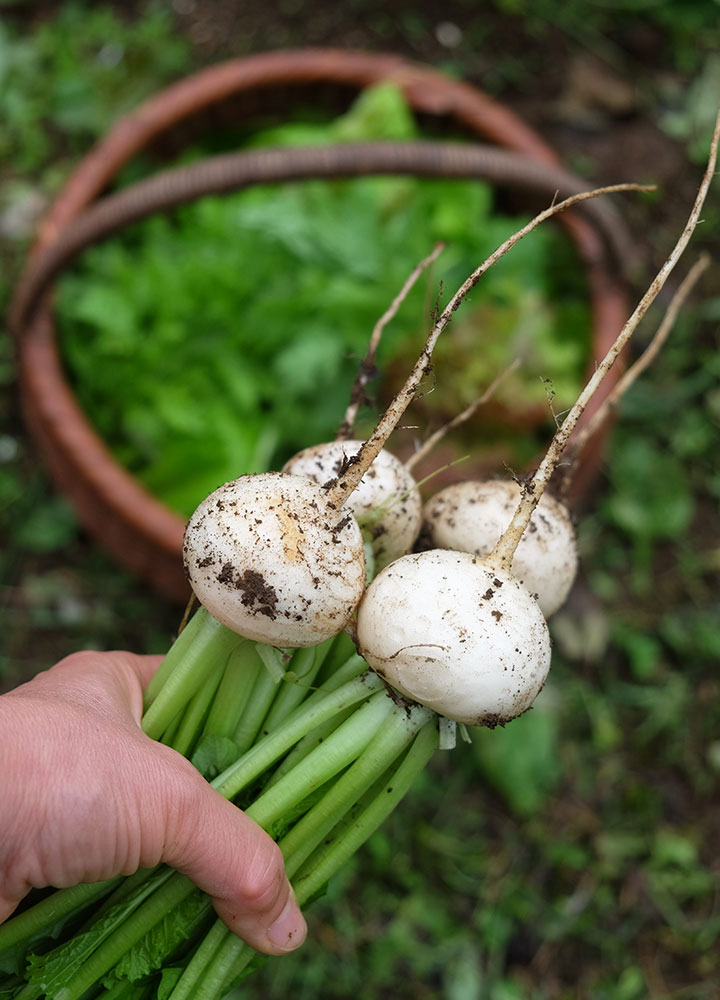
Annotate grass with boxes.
[1,2,719,998]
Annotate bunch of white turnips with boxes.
[185,425,577,729]
[184,130,718,732]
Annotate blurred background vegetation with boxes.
[1,2,719,998]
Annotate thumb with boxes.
[152,750,307,956]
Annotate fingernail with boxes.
[267,892,307,952]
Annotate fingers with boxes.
[9,651,164,719]
[104,652,165,722]
[3,648,307,956]
[157,757,306,956]
[115,652,166,691]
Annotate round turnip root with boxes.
[183,473,366,647]
[356,549,551,726]
[283,441,421,570]
[423,480,577,618]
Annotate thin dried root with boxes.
[488,109,720,571]
[404,357,521,473]
[557,252,711,499]
[336,242,446,441]
[325,180,651,509]
[177,592,198,634]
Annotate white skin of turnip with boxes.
[355,549,552,726]
[282,441,422,570]
[183,473,366,647]
[423,480,578,618]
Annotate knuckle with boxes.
[51,649,101,674]
[241,842,285,910]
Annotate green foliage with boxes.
[661,54,720,162]
[469,688,562,817]
[26,872,169,996]
[0,3,189,176]
[603,437,693,567]
[490,0,720,76]
[102,895,211,988]
[14,497,79,554]
[191,735,241,780]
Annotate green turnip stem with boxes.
[55,690,394,999]
[337,241,445,441]
[166,918,230,1000]
[142,605,206,707]
[279,702,433,873]
[208,721,440,999]
[141,611,241,740]
[164,696,416,1000]
[188,931,253,1000]
[0,879,122,955]
[314,630,357,678]
[308,651,368,697]
[158,708,184,747]
[230,654,284,755]
[76,867,166,933]
[172,708,438,1000]
[327,181,649,510]
[53,875,197,1000]
[201,642,263,741]
[557,252,711,498]
[12,985,41,1000]
[0,671,382,985]
[170,656,226,758]
[100,979,140,999]
[261,639,335,733]
[263,705,357,790]
[405,357,521,472]
[259,654,374,789]
[254,643,286,683]
[489,110,719,570]
[293,719,439,902]
[245,690,394,829]
[211,672,384,801]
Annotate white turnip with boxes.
[423,479,577,618]
[356,549,551,726]
[183,472,366,646]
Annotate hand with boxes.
[0,650,307,956]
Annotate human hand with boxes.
[0,650,307,956]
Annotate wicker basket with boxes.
[11,49,629,602]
